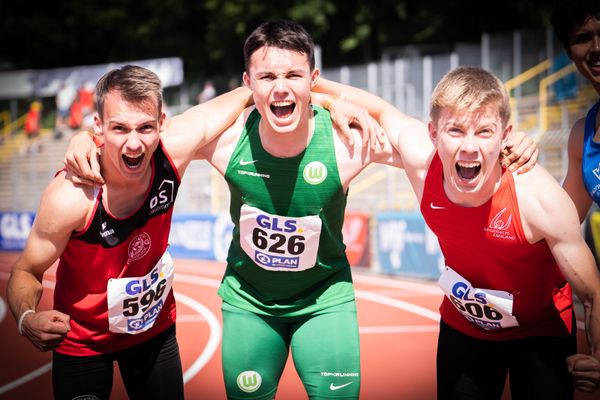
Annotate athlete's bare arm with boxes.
[7,173,93,351]
[562,118,593,223]
[313,77,434,197]
[313,77,538,176]
[156,87,254,176]
[64,87,378,183]
[516,165,600,392]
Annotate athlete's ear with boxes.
[502,123,512,142]
[428,121,438,146]
[310,68,321,88]
[93,113,102,136]
[242,71,251,88]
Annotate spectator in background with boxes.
[197,80,216,103]
[22,100,42,154]
[78,81,96,131]
[55,81,76,139]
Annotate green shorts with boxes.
[221,301,361,400]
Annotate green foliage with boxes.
[0,0,556,78]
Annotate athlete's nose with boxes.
[126,133,143,153]
[274,77,289,92]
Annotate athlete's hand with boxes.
[63,131,104,186]
[501,130,538,174]
[567,353,600,393]
[20,310,71,352]
[327,98,384,149]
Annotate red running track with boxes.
[0,252,596,399]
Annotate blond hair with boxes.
[430,66,510,127]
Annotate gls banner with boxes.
[0,212,35,251]
[376,212,443,279]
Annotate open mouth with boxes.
[122,154,144,169]
[456,161,481,180]
[270,101,295,119]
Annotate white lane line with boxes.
[174,292,221,384]
[177,314,207,323]
[0,295,6,324]
[355,290,440,322]
[0,271,222,394]
[353,273,443,295]
[174,273,220,288]
[360,325,439,334]
[0,363,52,395]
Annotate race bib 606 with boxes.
[107,251,174,334]
[438,267,519,331]
[239,204,322,271]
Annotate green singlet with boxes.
[219,105,355,316]
[219,106,360,400]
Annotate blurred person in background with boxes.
[551,0,600,268]
[54,80,76,139]
[197,79,216,104]
[22,100,42,154]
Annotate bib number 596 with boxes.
[122,279,167,316]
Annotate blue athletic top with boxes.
[582,101,600,204]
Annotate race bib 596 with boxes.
[107,251,174,334]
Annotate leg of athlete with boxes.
[117,326,184,400]
[52,351,115,400]
[436,320,508,400]
[221,302,290,400]
[290,301,361,399]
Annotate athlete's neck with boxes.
[258,111,315,158]
[100,160,153,218]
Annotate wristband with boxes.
[18,309,35,336]
[323,92,348,110]
[87,131,103,148]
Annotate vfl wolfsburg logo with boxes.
[303,161,327,185]
[237,370,262,393]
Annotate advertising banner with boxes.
[376,212,443,279]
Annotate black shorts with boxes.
[436,319,577,400]
[52,325,183,400]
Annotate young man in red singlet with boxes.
[6,65,254,400]
[315,66,600,398]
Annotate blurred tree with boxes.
[0,0,556,80]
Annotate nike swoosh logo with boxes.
[239,159,258,166]
[330,382,353,391]
[430,202,445,210]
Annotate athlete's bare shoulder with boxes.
[41,170,97,233]
[201,106,254,174]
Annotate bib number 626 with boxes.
[252,228,305,255]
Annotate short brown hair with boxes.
[430,66,511,128]
[243,20,315,72]
[551,0,600,50]
[95,65,163,120]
